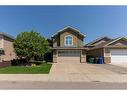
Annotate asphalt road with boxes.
[1,81,127,89]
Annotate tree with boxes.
[13,31,49,64]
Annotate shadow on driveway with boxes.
[92,64,127,74]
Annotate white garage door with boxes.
[57,50,81,63]
[111,49,127,63]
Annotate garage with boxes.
[111,49,127,63]
[57,50,81,63]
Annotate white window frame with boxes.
[64,35,73,46]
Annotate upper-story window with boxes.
[64,35,73,46]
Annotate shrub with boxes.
[11,58,27,66]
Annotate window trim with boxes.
[64,35,73,46]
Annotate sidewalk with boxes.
[0,74,49,82]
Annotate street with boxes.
[1,81,127,89]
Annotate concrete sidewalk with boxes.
[1,81,127,89]
[0,74,49,81]
[0,63,127,83]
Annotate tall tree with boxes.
[13,31,49,63]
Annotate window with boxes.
[65,35,73,46]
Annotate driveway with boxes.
[93,64,127,74]
[49,63,127,82]
[111,63,127,68]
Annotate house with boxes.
[86,36,127,63]
[51,26,127,64]
[51,26,87,63]
[0,32,16,63]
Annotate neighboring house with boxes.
[86,37,127,63]
[51,26,86,63]
[0,32,16,62]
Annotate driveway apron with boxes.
[49,63,127,82]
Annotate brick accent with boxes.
[53,50,57,63]
[81,50,86,63]
[81,57,86,63]
[0,61,11,68]
[104,57,111,63]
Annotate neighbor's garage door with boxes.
[111,49,127,63]
[57,50,81,63]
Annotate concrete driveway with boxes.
[49,63,127,82]
[111,63,127,68]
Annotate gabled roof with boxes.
[51,26,85,38]
[85,36,112,46]
[104,37,127,46]
[0,32,15,40]
[87,40,112,50]
[87,37,127,50]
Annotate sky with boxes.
[0,6,127,43]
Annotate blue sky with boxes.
[0,6,127,43]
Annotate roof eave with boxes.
[0,32,15,40]
[86,36,112,46]
[51,47,87,50]
[104,46,127,48]
[51,26,85,38]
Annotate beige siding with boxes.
[78,36,84,47]
[81,50,86,63]
[2,36,16,61]
[53,38,58,47]
[60,30,77,47]
[104,48,110,57]
[60,30,84,47]
[53,35,60,47]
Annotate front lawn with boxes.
[0,63,52,74]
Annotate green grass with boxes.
[0,64,52,74]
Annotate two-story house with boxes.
[51,26,86,63]
[51,26,127,64]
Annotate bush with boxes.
[44,52,53,62]
[11,58,27,66]
[11,58,46,66]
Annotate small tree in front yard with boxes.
[13,31,50,64]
